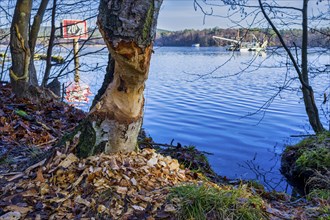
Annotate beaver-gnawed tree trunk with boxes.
[75,0,163,157]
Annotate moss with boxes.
[281,131,330,194]
[246,180,265,191]
[296,147,330,170]
[75,120,99,158]
[34,54,64,64]
[316,206,330,220]
[307,189,330,201]
[296,132,330,147]
[142,2,154,42]
[169,184,267,220]
[295,137,316,147]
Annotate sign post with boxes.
[62,19,91,105]
[73,38,79,83]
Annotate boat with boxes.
[191,43,200,47]
[212,34,267,52]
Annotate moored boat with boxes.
[213,34,267,52]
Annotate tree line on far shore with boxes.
[1,27,329,48]
[155,27,330,47]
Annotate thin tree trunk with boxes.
[76,0,163,157]
[29,0,50,86]
[10,0,33,97]
[259,0,324,133]
[301,0,324,133]
[43,0,57,87]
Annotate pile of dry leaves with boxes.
[1,148,198,219]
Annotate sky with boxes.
[0,0,328,31]
[156,0,330,31]
[157,0,226,31]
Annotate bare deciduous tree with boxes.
[194,0,329,134]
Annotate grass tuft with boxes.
[169,183,267,220]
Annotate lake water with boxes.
[2,46,329,192]
[142,47,329,192]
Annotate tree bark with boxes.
[10,0,55,100]
[76,0,163,157]
[42,0,56,87]
[29,0,50,86]
[301,0,324,133]
[10,0,33,97]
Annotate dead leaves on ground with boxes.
[0,148,197,219]
[0,84,85,172]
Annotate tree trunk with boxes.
[10,0,33,97]
[42,0,57,87]
[76,0,163,157]
[301,0,324,133]
[259,0,325,134]
[10,0,55,100]
[29,0,50,86]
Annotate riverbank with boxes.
[0,84,329,219]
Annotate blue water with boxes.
[2,46,329,192]
[142,47,329,192]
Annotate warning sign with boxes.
[65,82,92,103]
[62,19,88,39]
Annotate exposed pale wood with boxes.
[76,0,163,155]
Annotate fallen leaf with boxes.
[132,205,144,211]
[75,195,91,207]
[164,204,176,213]
[4,205,32,215]
[130,177,137,186]
[147,156,158,167]
[97,204,107,213]
[58,153,78,168]
[35,167,45,183]
[40,183,49,195]
[169,161,180,171]
[0,211,21,220]
[116,186,128,194]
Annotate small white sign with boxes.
[62,19,88,39]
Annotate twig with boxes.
[35,138,58,147]
[140,142,213,155]
[290,134,316,137]
[25,158,47,174]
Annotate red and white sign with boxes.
[62,19,88,39]
[65,82,92,103]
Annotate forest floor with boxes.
[0,83,329,219]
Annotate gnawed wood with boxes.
[76,0,163,155]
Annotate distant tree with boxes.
[74,0,163,156]
[194,0,329,133]
[3,0,103,99]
